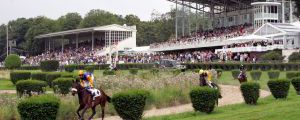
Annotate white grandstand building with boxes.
[151,0,299,59]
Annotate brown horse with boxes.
[238,70,247,84]
[71,79,111,120]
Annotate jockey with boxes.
[78,70,96,100]
[238,64,247,79]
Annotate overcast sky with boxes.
[0,0,174,24]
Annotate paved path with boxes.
[97,85,271,120]
[0,90,16,94]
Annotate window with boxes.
[228,17,233,22]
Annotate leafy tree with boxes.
[261,51,284,61]
[8,18,33,51]
[57,13,82,31]
[125,14,140,26]
[288,52,300,62]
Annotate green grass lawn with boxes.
[146,88,300,120]
[0,79,15,90]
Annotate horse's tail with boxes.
[106,95,111,103]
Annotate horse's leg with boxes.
[88,106,96,120]
[77,104,85,119]
[80,106,89,120]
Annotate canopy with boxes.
[227,34,270,43]
[127,46,150,52]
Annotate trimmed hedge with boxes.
[46,73,61,87]
[189,87,219,113]
[291,77,300,95]
[84,65,95,73]
[286,72,300,79]
[4,54,21,69]
[16,80,47,97]
[52,77,74,95]
[117,63,154,70]
[267,79,290,99]
[40,60,59,72]
[112,89,149,120]
[240,82,260,105]
[31,72,47,82]
[64,64,77,72]
[231,70,240,79]
[129,68,139,75]
[61,72,74,78]
[268,71,280,80]
[10,71,31,84]
[18,95,60,120]
[250,71,262,81]
[103,70,116,76]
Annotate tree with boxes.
[261,51,284,61]
[288,52,300,62]
[293,0,300,17]
[79,9,124,28]
[8,18,33,51]
[57,13,82,31]
[124,14,140,26]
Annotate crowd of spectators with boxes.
[150,23,253,49]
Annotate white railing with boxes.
[215,45,284,53]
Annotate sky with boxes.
[0,0,174,24]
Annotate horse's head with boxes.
[71,78,82,96]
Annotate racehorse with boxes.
[237,70,247,84]
[199,72,222,105]
[71,79,111,120]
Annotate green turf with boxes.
[146,89,300,120]
[0,79,15,90]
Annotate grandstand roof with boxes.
[35,24,136,39]
[254,23,300,37]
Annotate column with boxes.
[76,34,79,50]
[61,36,64,53]
[282,0,285,23]
[182,0,185,36]
[48,38,50,51]
[175,0,178,40]
[92,32,94,50]
[290,0,293,22]
[283,35,287,49]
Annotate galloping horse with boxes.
[199,71,222,105]
[71,79,111,120]
[237,70,247,84]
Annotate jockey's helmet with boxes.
[199,69,204,74]
[79,70,84,76]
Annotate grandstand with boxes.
[150,0,299,61]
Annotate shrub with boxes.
[112,89,149,120]
[261,51,284,61]
[46,73,61,87]
[61,72,74,78]
[286,72,300,79]
[189,87,219,113]
[231,70,240,79]
[103,70,116,76]
[84,65,95,73]
[18,95,60,120]
[267,79,290,99]
[288,52,300,62]
[240,82,260,105]
[52,77,74,95]
[268,71,280,80]
[250,71,262,81]
[5,54,21,69]
[291,77,300,95]
[40,60,59,72]
[129,68,139,75]
[16,80,47,97]
[10,71,31,84]
[64,64,77,72]
[31,72,47,82]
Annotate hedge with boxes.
[129,68,139,75]
[231,70,240,79]
[4,54,21,69]
[31,72,47,82]
[112,89,149,120]
[16,80,47,97]
[250,71,262,81]
[267,79,290,99]
[286,72,300,79]
[64,64,77,72]
[18,95,60,120]
[189,87,219,113]
[61,72,74,78]
[291,77,300,95]
[52,77,74,95]
[268,70,280,80]
[84,65,95,73]
[40,60,59,72]
[240,82,260,105]
[10,71,31,84]
[46,73,61,87]
[117,63,154,70]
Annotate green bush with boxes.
[231,70,240,79]
[46,73,61,87]
[288,52,300,62]
[5,54,21,69]
[267,79,290,99]
[261,51,284,61]
[61,72,74,78]
[250,71,262,81]
[291,77,300,95]
[18,95,60,120]
[103,70,116,76]
[16,80,47,97]
[112,89,149,120]
[52,77,74,95]
[31,72,47,82]
[286,72,300,79]
[268,71,280,80]
[10,71,31,84]
[64,64,77,72]
[40,60,59,72]
[84,65,95,73]
[240,82,260,105]
[189,87,219,113]
[129,68,139,75]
